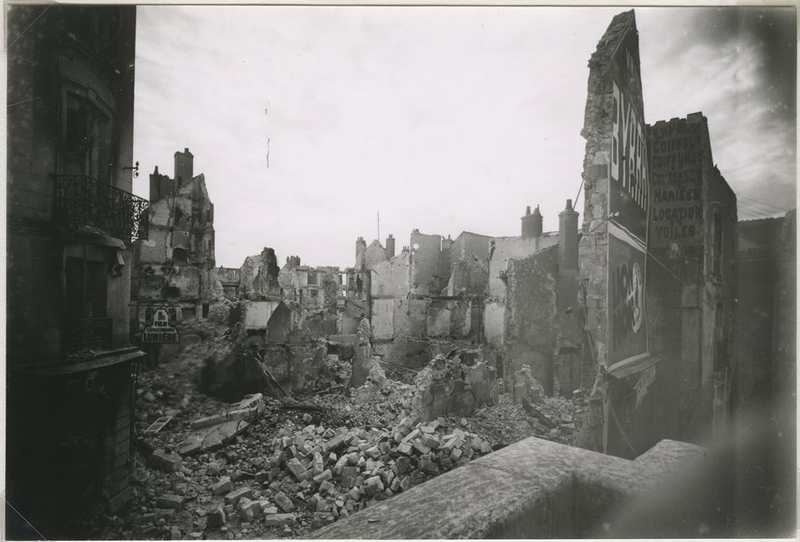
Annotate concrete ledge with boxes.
[310,437,704,539]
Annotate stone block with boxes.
[421,435,440,449]
[363,475,385,496]
[260,504,278,515]
[313,452,324,475]
[441,435,464,451]
[396,456,412,474]
[211,476,233,495]
[380,469,395,487]
[157,494,184,510]
[334,455,349,474]
[273,491,296,513]
[224,487,254,506]
[147,449,182,472]
[313,469,333,484]
[322,434,347,453]
[319,480,335,494]
[263,513,296,527]
[238,498,262,521]
[421,459,439,474]
[396,442,413,455]
[286,457,306,479]
[412,440,431,455]
[206,507,226,528]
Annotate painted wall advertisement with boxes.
[648,121,703,249]
[606,15,650,368]
[608,234,647,365]
[608,23,649,242]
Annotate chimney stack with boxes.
[174,147,194,185]
[559,199,579,271]
[356,236,367,260]
[385,234,395,259]
[522,205,543,238]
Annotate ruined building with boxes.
[360,206,582,396]
[578,11,739,458]
[503,201,584,396]
[6,5,143,538]
[132,149,222,330]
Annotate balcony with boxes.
[63,317,113,353]
[53,175,149,242]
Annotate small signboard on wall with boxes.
[140,307,180,343]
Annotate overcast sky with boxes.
[132,5,796,269]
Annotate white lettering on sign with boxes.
[141,329,179,343]
[610,81,648,212]
[141,307,180,343]
[153,308,170,327]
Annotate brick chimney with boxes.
[174,148,194,185]
[385,234,395,259]
[356,236,367,261]
[559,199,579,271]
[522,205,543,238]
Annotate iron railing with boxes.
[63,317,113,352]
[53,175,149,242]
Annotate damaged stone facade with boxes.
[502,200,585,396]
[133,149,223,328]
[638,114,738,453]
[484,215,559,348]
[578,11,739,458]
[365,232,484,369]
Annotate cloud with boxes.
[134,7,795,267]
[639,7,796,219]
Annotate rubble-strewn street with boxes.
[91,332,586,540]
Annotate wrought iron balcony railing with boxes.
[63,317,113,353]
[53,174,149,242]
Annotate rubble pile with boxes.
[101,348,589,540]
[411,353,499,421]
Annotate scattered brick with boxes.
[156,494,184,510]
[264,513,296,527]
[211,476,232,496]
[224,487,253,507]
[206,508,226,529]
[147,449,182,472]
[273,490,296,513]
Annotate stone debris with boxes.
[147,449,182,472]
[118,344,585,540]
[512,365,546,405]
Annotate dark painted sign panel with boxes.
[608,234,647,365]
[141,307,180,343]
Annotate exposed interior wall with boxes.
[410,230,444,295]
[484,234,558,349]
[504,247,559,393]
